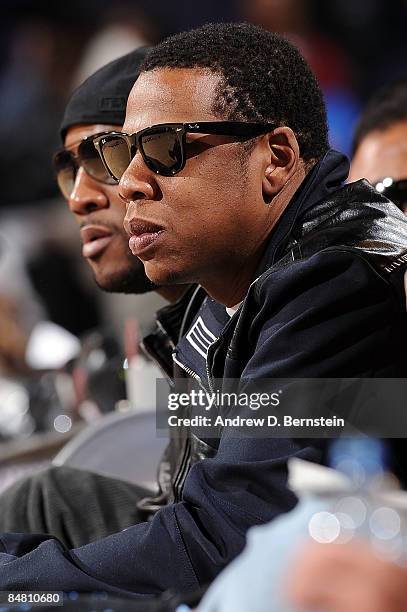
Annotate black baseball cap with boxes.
[60,46,149,141]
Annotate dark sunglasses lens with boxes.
[141,129,183,175]
[100,136,131,181]
[79,139,115,184]
[54,151,76,199]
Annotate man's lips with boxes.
[80,225,114,259]
[127,220,165,257]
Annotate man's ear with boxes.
[262,126,301,203]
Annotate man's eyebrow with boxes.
[64,138,83,151]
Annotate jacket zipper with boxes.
[206,339,220,393]
[172,354,202,383]
[171,354,202,501]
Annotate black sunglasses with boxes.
[93,121,277,180]
[374,178,407,212]
[53,133,117,200]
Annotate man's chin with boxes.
[93,270,156,295]
[144,261,188,288]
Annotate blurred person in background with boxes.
[0,13,70,377]
[0,296,28,376]
[287,540,407,612]
[58,48,154,297]
[197,455,407,612]
[349,80,407,214]
[0,47,191,552]
[64,2,166,340]
[0,232,45,377]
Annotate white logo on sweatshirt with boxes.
[186,316,217,359]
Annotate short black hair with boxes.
[140,22,329,163]
[353,79,407,154]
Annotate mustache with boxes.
[79,218,125,233]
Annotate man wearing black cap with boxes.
[0,48,190,549]
[58,46,156,295]
[57,45,185,301]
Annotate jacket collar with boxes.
[255,149,350,276]
[153,284,202,345]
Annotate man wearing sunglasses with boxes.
[349,79,407,214]
[0,22,406,602]
[0,49,197,550]
[54,47,154,296]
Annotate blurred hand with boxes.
[0,295,28,373]
[287,540,407,612]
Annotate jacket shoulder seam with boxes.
[255,246,401,300]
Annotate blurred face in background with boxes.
[349,121,407,214]
[63,123,154,293]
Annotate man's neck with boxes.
[157,285,188,304]
[202,246,265,306]
[202,165,307,306]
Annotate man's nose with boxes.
[68,167,109,215]
[119,155,157,207]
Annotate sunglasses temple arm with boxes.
[185,122,276,137]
